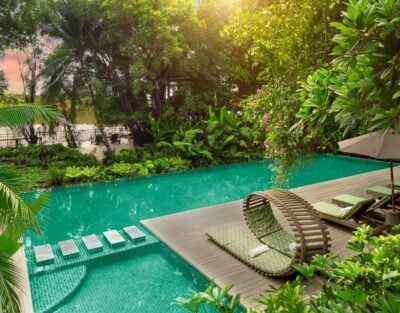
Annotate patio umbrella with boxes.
[338,129,400,209]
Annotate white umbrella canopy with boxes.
[338,129,400,209]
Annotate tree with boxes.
[294,0,400,158]
[43,0,113,151]
[224,0,344,84]
[0,71,8,95]
[0,0,52,145]
[0,105,57,313]
[224,0,345,182]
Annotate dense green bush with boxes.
[143,106,263,167]
[178,225,400,313]
[47,167,65,186]
[103,149,138,165]
[0,144,97,168]
[62,157,192,184]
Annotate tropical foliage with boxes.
[178,225,400,313]
[238,0,400,180]
[296,0,400,134]
[0,105,56,313]
[2,0,400,310]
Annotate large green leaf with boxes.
[0,105,60,129]
[0,252,21,313]
[0,193,48,257]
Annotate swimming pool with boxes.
[24,155,389,312]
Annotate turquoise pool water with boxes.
[24,155,389,312]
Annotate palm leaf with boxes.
[0,105,60,129]
[0,166,28,195]
[0,251,21,313]
[0,193,49,256]
[0,180,41,239]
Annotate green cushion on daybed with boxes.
[332,194,367,206]
[313,202,348,218]
[206,225,293,275]
[314,199,375,220]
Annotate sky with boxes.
[0,50,25,94]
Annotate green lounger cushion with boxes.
[229,237,293,275]
[260,229,296,258]
[373,192,400,208]
[368,185,399,196]
[314,202,347,218]
[389,180,400,188]
[206,225,293,275]
[205,224,240,246]
[332,194,367,206]
[314,199,375,220]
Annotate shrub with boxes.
[153,157,191,173]
[65,166,101,182]
[133,160,155,176]
[47,167,65,186]
[177,225,400,313]
[108,162,135,177]
[0,144,97,168]
[103,149,138,165]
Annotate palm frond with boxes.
[0,105,60,129]
[0,166,26,195]
[0,252,21,313]
[0,193,48,257]
[0,180,41,238]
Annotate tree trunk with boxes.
[152,81,166,118]
[63,124,77,148]
[22,123,38,144]
[93,105,111,152]
[79,58,112,152]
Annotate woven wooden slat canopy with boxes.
[243,189,331,273]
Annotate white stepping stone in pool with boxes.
[59,239,79,258]
[103,230,126,247]
[82,234,103,252]
[34,244,55,264]
[123,226,146,243]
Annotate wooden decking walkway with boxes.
[142,167,400,309]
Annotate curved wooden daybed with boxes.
[206,189,331,277]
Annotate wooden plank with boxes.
[142,166,400,310]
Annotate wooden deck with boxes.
[142,167,400,309]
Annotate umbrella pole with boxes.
[391,161,395,210]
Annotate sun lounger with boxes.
[206,189,331,277]
[34,244,55,264]
[387,180,400,188]
[313,198,390,233]
[123,226,146,242]
[82,234,103,252]
[207,225,293,276]
[332,194,367,207]
[59,239,79,258]
[103,230,126,247]
[332,192,400,208]
[367,185,400,198]
[314,199,375,219]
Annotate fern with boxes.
[206,120,219,132]
[156,141,173,149]
[239,127,252,139]
[183,129,203,143]
[222,135,235,147]
[199,149,214,160]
